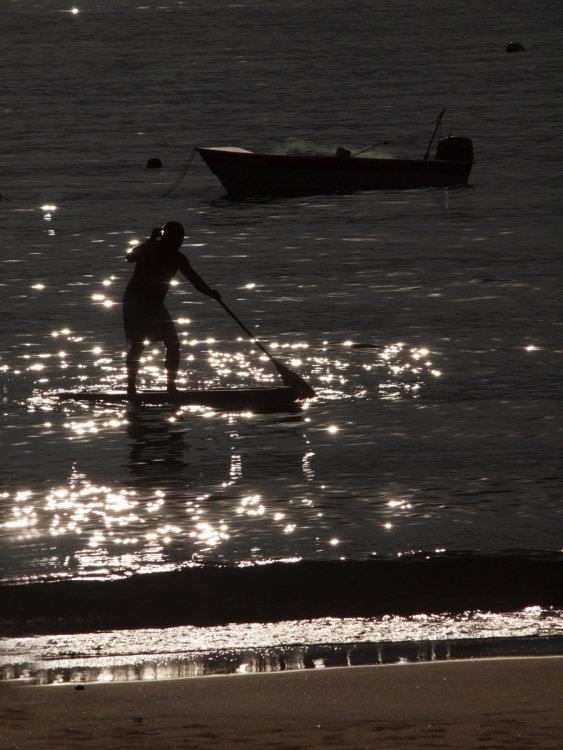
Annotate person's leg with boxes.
[164,340,180,392]
[126,343,145,394]
[123,299,149,394]
[154,303,180,393]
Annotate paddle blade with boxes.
[272,358,316,399]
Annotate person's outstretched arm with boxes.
[178,253,221,300]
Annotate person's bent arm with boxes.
[178,254,221,300]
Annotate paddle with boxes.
[217,299,316,399]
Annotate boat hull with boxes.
[58,386,301,412]
[197,147,473,198]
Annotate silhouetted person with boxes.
[506,42,525,52]
[123,221,220,394]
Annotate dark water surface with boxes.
[1,1,562,653]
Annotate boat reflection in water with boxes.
[196,135,474,199]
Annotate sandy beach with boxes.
[1,656,561,749]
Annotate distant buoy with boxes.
[506,42,525,52]
[146,158,162,169]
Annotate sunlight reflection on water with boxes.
[2,298,560,579]
[1,0,562,597]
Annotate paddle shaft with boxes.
[218,300,276,363]
[216,299,316,398]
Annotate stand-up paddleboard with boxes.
[57,385,302,412]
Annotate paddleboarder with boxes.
[123,221,220,395]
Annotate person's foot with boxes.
[127,383,137,396]
[167,382,178,394]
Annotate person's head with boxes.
[162,221,185,250]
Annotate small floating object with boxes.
[506,41,525,52]
[146,158,163,168]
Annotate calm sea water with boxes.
[1,0,561,615]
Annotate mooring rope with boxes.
[161,148,197,198]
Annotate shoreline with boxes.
[2,632,562,686]
[1,656,561,749]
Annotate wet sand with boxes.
[1,656,561,749]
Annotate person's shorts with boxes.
[123,300,179,345]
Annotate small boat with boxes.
[196,135,474,198]
[57,386,301,412]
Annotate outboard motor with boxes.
[435,135,474,162]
